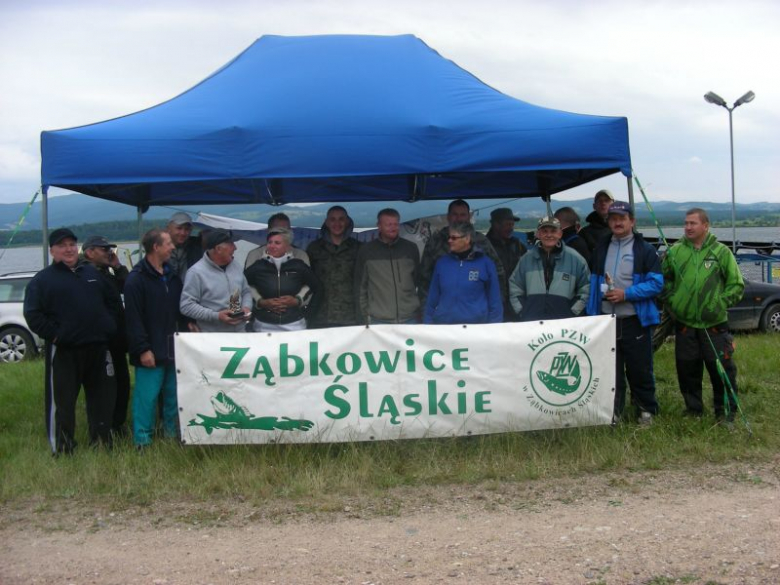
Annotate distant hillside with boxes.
[1,192,778,232]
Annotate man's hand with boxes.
[218,309,250,325]
[187,322,201,333]
[140,350,156,368]
[258,297,297,314]
[604,288,626,304]
[108,251,122,269]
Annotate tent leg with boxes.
[627,176,635,209]
[137,206,144,256]
[41,186,49,268]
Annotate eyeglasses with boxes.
[448,235,466,241]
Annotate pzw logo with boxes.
[529,341,592,407]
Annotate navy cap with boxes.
[82,235,116,249]
[204,229,233,249]
[48,228,77,247]
[608,201,633,216]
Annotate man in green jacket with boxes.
[662,208,744,422]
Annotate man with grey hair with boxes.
[245,212,310,269]
[166,211,203,281]
[180,230,253,332]
[424,222,502,324]
[579,189,615,252]
[419,199,504,302]
[509,216,590,321]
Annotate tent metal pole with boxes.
[41,186,49,268]
[137,206,143,255]
[627,176,635,209]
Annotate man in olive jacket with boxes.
[306,206,361,328]
[662,208,744,422]
[355,208,420,324]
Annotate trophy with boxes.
[228,289,245,318]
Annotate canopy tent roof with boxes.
[41,34,632,208]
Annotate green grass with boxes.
[1,333,778,507]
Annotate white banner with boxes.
[175,315,616,445]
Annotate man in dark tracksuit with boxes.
[587,202,663,423]
[80,235,131,437]
[24,228,118,454]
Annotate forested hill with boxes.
[1,193,778,244]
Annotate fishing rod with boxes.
[0,189,40,267]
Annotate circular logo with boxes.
[529,340,592,407]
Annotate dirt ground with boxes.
[1,459,778,585]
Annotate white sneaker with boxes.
[637,411,653,426]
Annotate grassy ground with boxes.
[1,334,778,507]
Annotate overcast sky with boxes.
[1,0,777,207]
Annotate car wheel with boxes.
[759,304,780,333]
[0,327,36,363]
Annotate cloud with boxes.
[688,156,703,164]
[0,144,39,181]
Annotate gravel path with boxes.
[2,459,778,584]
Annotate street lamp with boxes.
[703,90,755,253]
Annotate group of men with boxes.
[23,191,744,454]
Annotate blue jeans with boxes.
[133,364,178,446]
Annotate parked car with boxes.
[0,272,43,363]
[728,278,780,333]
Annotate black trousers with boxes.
[615,316,658,418]
[674,323,738,417]
[44,343,116,454]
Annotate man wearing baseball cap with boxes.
[80,235,131,437]
[23,228,119,454]
[586,201,662,424]
[166,211,203,281]
[508,216,590,321]
[486,208,526,321]
[180,230,253,332]
[579,189,615,252]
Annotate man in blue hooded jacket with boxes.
[587,201,663,424]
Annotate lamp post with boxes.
[703,90,755,254]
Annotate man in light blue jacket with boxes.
[586,201,663,424]
[180,230,253,332]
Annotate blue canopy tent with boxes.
[39,34,633,258]
[41,34,632,203]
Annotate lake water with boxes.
[0,240,257,274]
[1,227,778,274]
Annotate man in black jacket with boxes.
[554,207,591,266]
[24,228,119,455]
[124,228,187,448]
[579,189,615,252]
[81,235,131,437]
